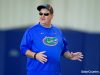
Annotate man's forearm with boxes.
[25,50,36,58]
[63,51,73,59]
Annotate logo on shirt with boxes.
[43,37,58,46]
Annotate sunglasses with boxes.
[39,12,50,16]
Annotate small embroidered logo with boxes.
[43,36,58,46]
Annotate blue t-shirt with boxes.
[20,23,68,75]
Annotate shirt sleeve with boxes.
[20,29,32,55]
[61,34,69,55]
[61,29,68,55]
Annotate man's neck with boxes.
[40,23,52,28]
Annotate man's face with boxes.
[39,8,53,25]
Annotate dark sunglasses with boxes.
[39,12,50,16]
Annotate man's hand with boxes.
[70,52,83,61]
[35,51,48,64]
[64,51,83,61]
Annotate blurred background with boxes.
[0,0,100,75]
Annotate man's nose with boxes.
[41,15,45,17]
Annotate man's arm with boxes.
[25,50,47,64]
[63,51,83,61]
[25,50,36,58]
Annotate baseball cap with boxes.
[37,4,54,14]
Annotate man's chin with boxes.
[40,22,46,25]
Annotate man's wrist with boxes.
[34,53,37,59]
[64,52,73,59]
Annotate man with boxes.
[20,4,83,75]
